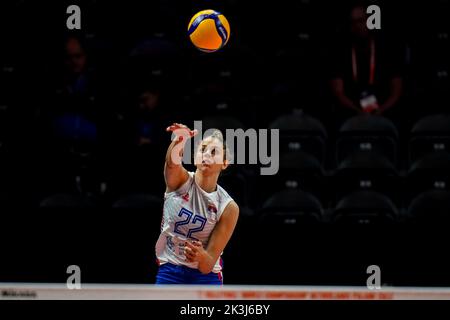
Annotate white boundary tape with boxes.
[2,283,450,300]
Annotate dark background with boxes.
[1,0,450,286]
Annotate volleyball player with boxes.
[155,123,239,284]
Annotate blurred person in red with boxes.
[329,2,404,121]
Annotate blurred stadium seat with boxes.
[408,190,450,224]
[112,193,162,210]
[334,151,400,207]
[269,112,327,164]
[255,151,327,208]
[258,189,323,226]
[336,115,399,166]
[409,114,450,165]
[331,190,399,225]
[219,169,252,215]
[39,193,95,208]
[407,151,450,201]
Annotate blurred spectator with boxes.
[329,2,405,122]
[32,34,108,197]
[124,82,168,148]
[47,35,102,149]
[104,81,169,196]
[62,35,93,98]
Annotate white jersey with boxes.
[155,171,234,273]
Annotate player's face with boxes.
[195,137,227,174]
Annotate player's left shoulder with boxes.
[217,200,239,227]
[222,200,239,218]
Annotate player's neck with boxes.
[194,170,218,193]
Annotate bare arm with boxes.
[379,76,403,113]
[185,201,239,274]
[164,123,198,193]
[330,78,361,112]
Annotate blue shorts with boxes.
[155,263,223,285]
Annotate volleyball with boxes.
[187,9,230,52]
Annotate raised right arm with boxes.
[164,123,198,193]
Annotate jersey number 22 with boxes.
[174,208,207,240]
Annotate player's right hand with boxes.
[166,123,198,143]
